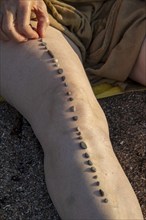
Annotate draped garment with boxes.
[42,0,146,82]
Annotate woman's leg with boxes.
[130,37,146,86]
[0,25,144,219]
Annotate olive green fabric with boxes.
[43,0,146,82]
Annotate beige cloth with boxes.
[42,0,146,82]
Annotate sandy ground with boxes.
[0,91,146,220]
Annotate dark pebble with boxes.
[76,132,81,136]
[102,198,108,203]
[61,76,65,81]
[93,175,98,179]
[57,68,63,74]
[76,127,80,132]
[84,153,90,158]
[67,92,72,96]
[87,160,93,166]
[47,50,55,58]
[64,83,68,87]
[99,189,104,197]
[91,167,96,172]
[80,142,87,149]
[96,181,100,186]
[73,116,78,121]
[42,42,47,47]
[70,106,76,112]
[69,97,74,101]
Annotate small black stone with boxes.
[57,68,63,74]
[76,132,81,136]
[91,167,96,172]
[103,198,108,203]
[61,76,65,81]
[99,189,104,197]
[87,160,93,166]
[84,153,90,158]
[80,142,87,149]
[47,50,55,58]
[64,83,68,87]
[69,97,74,101]
[76,127,80,132]
[70,106,76,112]
[73,116,78,121]
[67,92,72,96]
[93,175,98,179]
[42,42,47,47]
[96,181,100,186]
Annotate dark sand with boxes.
[0,91,146,220]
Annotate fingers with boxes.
[2,10,27,42]
[34,5,49,38]
[0,0,49,42]
[16,2,39,39]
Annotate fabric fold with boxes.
[43,0,146,82]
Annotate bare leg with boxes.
[0,25,144,219]
[130,37,146,86]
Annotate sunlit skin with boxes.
[0,0,49,41]
[0,0,145,219]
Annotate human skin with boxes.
[0,24,144,219]
[0,1,145,219]
[0,0,49,41]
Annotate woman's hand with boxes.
[0,0,49,42]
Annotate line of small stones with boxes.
[40,38,108,204]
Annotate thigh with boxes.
[0,23,101,126]
[0,24,83,117]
